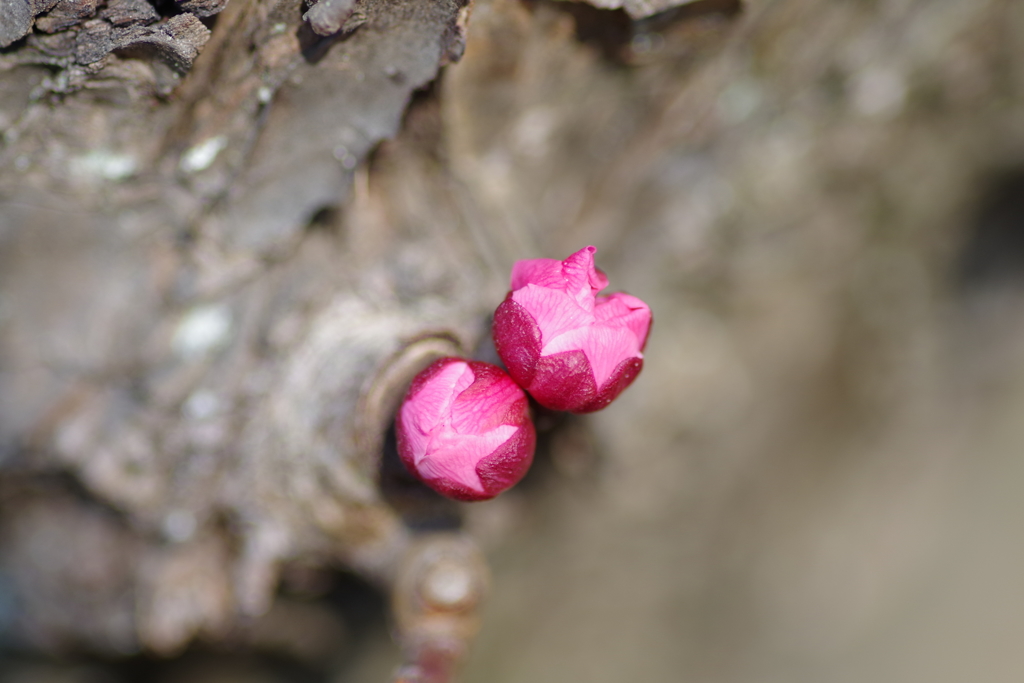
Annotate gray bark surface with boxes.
[2,0,1024,680]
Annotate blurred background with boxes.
[2,0,1024,680]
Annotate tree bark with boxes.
[2,0,1023,679]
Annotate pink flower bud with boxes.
[493,246,652,413]
[396,358,536,502]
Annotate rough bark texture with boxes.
[2,0,1024,680]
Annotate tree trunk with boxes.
[2,0,1023,680]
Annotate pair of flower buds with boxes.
[396,246,653,501]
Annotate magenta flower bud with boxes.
[395,357,536,502]
[493,246,652,413]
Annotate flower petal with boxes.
[399,359,472,459]
[542,323,641,387]
[561,246,608,303]
[420,425,517,493]
[451,362,528,433]
[404,360,474,433]
[511,257,564,290]
[511,283,593,346]
[595,292,652,347]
